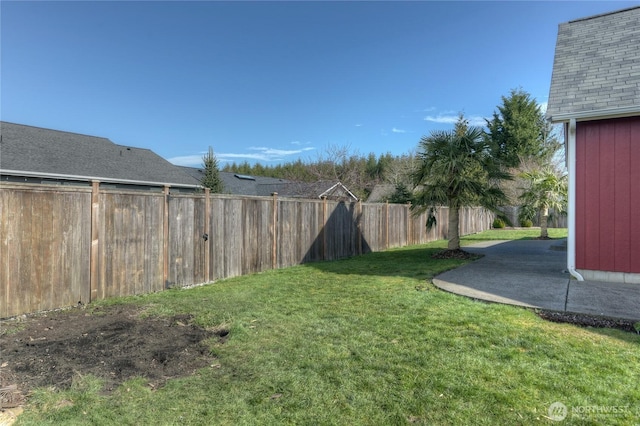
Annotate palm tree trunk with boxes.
[448,206,460,250]
[540,207,549,239]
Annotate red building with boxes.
[548,7,640,284]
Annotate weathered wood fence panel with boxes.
[240,197,273,276]
[0,185,91,318]
[360,203,384,252]
[167,194,206,288]
[324,201,358,261]
[0,184,495,318]
[277,198,323,267]
[97,191,165,299]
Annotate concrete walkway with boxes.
[433,239,640,321]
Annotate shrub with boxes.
[520,219,533,228]
[518,204,536,226]
[493,217,506,229]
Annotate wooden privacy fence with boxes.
[0,183,494,318]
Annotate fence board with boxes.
[223,198,243,278]
[209,197,225,281]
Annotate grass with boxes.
[461,227,568,242]
[16,228,640,425]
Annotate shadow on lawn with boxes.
[303,244,473,281]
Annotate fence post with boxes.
[357,200,362,255]
[322,196,327,260]
[163,185,170,288]
[385,201,389,249]
[406,202,412,246]
[204,188,210,282]
[90,180,100,302]
[272,192,278,269]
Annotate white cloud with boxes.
[392,127,406,133]
[248,146,315,156]
[168,154,206,167]
[169,146,316,166]
[424,115,458,124]
[424,114,487,127]
[355,123,363,127]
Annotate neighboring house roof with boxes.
[275,181,358,202]
[547,6,640,122]
[179,167,291,196]
[0,122,201,188]
[366,183,395,203]
[179,166,358,201]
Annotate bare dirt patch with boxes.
[536,310,639,334]
[431,249,482,260]
[0,304,222,404]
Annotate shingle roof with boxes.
[547,6,640,121]
[0,122,200,187]
[366,183,395,203]
[274,181,358,201]
[179,166,357,200]
[179,167,290,196]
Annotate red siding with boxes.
[575,116,640,273]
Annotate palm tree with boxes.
[412,116,510,251]
[518,168,567,239]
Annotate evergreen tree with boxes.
[486,88,551,168]
[387,182,413,204]
[201,146,224,193]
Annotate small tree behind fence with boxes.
[0,183,494,318]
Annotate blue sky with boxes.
[2,1,638,167]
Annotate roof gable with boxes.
[273,181,358,201]
[547,6,640,121]
[1,122,200,187]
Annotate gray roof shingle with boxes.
[179,166,357,200]
[547,6,640,121]
[179,167,290,196]
[1,122,201,187]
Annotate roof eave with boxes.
[0,169,203,189]
[548,105,640,123]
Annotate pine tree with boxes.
[486,88,551,168]
[201,146,224,193]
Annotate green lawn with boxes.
[16,228,640,425]
[461,227,568,241]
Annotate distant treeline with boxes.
[222,150,417,201]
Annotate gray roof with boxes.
[366,183,395,203]
[179,166,357,200]
[179,167,291,196]
[275,181,358,201]
[0,122,200,187]
[547,6,640,121]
